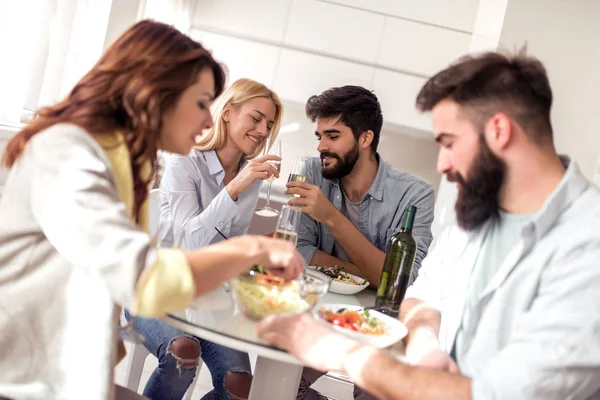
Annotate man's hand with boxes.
[416,348,460,373]
[256,313,360,372]
[285,182,338,224]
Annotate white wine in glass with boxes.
[267,160,282,183]
[287,156,308,196]
[287,173,306,183]
[274,205,301,247]
[274,229,299,246]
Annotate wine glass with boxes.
[287,156,308,198]
[274,205,302,246]
[274,204,306,293]
[255,138,282,217]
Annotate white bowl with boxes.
[307,266,369,295]
[312,304,408,348]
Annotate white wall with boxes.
[190,0,481,206]
[103,0,144,50]
[190,0,478,134]
[428,0,600,240]
[499,0,600,180]
[430,0,508,238]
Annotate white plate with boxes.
[312,304,407,348]
[307,266,369,295]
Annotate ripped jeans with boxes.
[124,310,251,400]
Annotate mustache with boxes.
[320,152,340,161]
[446,171,466,185]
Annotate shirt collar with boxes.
[366,153,387,202]
[529,156,589,240]
[203,150,248,186]
[329,153,388,202]
[203,150,224,177]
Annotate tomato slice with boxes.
[332,315,346,326]
[321,310,337,321]
[342,311,362,324]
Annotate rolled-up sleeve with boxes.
[407,185,435,277]
[30,127,194,315]
[471,244,600,399]
[161,155,239,249]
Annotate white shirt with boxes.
[0,125,157,400]
[406,157,600,399]
[158,150,261,249]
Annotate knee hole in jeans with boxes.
[169,336,200,368]
[224,371,253,399]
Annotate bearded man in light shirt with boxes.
[257,49,600,400]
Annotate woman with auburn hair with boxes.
[127,78,284,400]
[0,20,303,400]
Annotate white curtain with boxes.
[0,0,112,124]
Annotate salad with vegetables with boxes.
[314,265,365,285]
[230,265,312,320]
[317,307,387,335]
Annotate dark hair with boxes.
[416,48,553,143]
[2,20,226,221]
[305,85,383,152]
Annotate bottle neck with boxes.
[399,226,412,234]
[399,206,416,234]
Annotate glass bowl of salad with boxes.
[230,266,330,320]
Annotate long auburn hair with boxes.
[2,20,226,221]
[194,78,283,159]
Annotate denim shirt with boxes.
[406,157,600,399]
[297,155,435,279]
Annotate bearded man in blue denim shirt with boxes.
[286,85,435,287]
[285,85,436,400]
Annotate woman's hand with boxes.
[242,235,305,281]
[215,235,305,281]
[226,155,281,200]
[184,234,304,296]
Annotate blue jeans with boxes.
[124,310,252,400]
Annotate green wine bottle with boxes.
[375,205,417,316]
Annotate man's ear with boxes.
[361,130,374,149]
[484,112,512,152]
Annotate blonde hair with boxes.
[195,78,283,159]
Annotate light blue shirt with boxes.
[297,154,435,279]
[158,150,261,250]
[407,157,600,399]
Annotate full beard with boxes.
[320,142,360,180]
[449,135,506,231]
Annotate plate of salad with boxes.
[309,265,369,295]
[313,304,407,348]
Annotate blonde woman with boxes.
[125,78,284,400]
[0,22,303,400]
